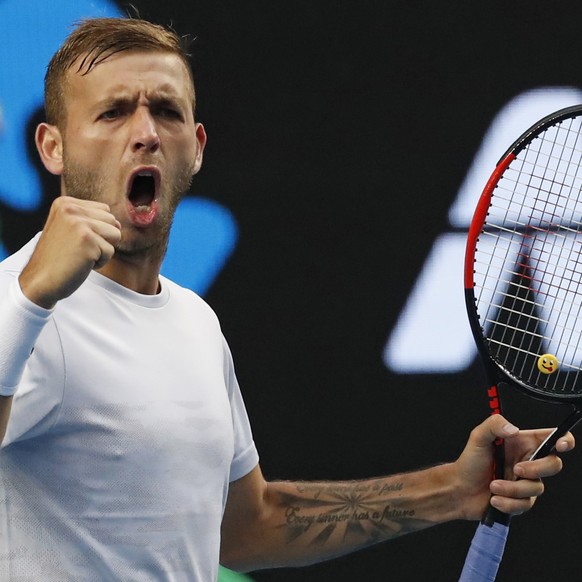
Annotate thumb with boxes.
[473,414,520,447]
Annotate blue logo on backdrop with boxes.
[0,0,237,295]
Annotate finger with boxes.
[514,455,564,480]
[491,477,544,500]
[473,414,520,447]
[93,245,115,270]
[54,197,120,229]
[59,196,111,213]
[72,204,121,234]
[52,196,111,218]
[87,208,121,229]
[505,428,575,465]
[93,240,116,269]
[89,219,122,246]
[90,225,121,269]
[555,433,575,453]
[490,494,535,516]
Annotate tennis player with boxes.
[0,16,574,581]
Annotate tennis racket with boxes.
[458,104,582,581]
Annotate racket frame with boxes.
[465,104,582,409]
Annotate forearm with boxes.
[222,416,574,573]
[222,463,461,572]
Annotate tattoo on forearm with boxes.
[277,481,431,548]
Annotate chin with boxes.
[116,231,168,259]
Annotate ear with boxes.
[192,123,207,175]
[35,122,64,175]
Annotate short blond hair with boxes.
[45,17,196,127]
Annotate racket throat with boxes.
[531,407,582,460]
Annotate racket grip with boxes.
[458,520,509,581]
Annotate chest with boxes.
[37,289,235,482]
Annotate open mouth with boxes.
[127,169,159,211]
[126,168,160,226]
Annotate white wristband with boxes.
[0,277,52,396]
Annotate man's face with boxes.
[59,50,206,257]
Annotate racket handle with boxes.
[458,519,509,581]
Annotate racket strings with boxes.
[477,234,582,307]
[474,116,582,395]
[476,224,581,346]
[477,277,582,356]
[492,255,548,384]
[485,252,582,389]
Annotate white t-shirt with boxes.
[0,235,259,581]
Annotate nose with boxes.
[130,107,160,153]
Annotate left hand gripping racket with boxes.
[458,104,582,581]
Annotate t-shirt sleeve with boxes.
[222,336,259,482]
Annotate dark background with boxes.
[10,1,582,580]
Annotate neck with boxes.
[96,253,163,295]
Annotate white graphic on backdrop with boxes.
[384,87,582,374]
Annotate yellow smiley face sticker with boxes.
[537,354,559,375]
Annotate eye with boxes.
[99,108,122,121]
[161,108,182,119]
[154,104,183,120]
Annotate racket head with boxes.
[465,104,582,406]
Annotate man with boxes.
[0,16,574,581]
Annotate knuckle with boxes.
[76,225,95,244]
[52,196,75,215]
[469,425,482,442]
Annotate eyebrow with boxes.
[95,88,194,111]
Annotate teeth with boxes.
[137,171,153,177]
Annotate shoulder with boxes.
[160,274,222,326]
[160,274,212,306]
[0,234,41,276]
[0,234,41,292]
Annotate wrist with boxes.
[415,462,464,524]
[18,270,58,310]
